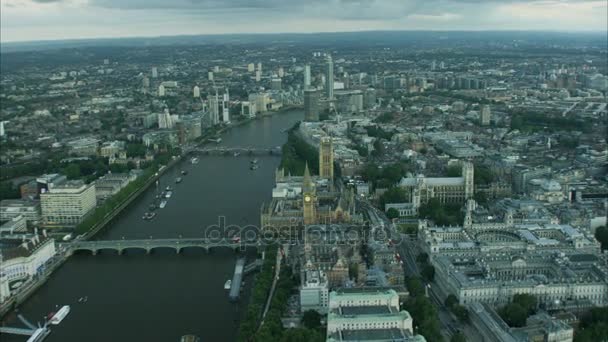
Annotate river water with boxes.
[3,109,302,342]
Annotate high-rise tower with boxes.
[208,91,220,125]
[319,136,334,182]
[480,105,491,126]
[304,64,311,90]
[304,89,320,122]
[325,55,334,100]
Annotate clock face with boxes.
[304,195,311,202]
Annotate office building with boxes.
[0,200,41,227]
[40,181,97,228]
[304,89,320,122]
[36,174,67,195]
[158,84,166,97]
[193,85,200,98]
[363,88,377,109]
[271,77,282,91]
[300,269,329,313]
[66,138,99,156]
[151,67,158,78]
[100,140,126,158]
[208,71,214,81]
[326,288,416,341]
[335,90,364,113]
[247,63,255,72]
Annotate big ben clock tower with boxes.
[302,163,316,225]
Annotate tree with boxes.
[421,264,435,282]
[386,208,400,219]
[405,277,426,297]
[474,165,494,185]
[512,294,537,315]
[451,332,467,342]
[126,143,147,158]
[372,139,385,157]
[63,163,81,180]
[576,307,608,342]
[498,302,528,327]
[301,310,322,330]
[595,226,608,251]
[474,191,488,206]
[348,263,359,281]
[447,165,462,177]
[380,187,409,208]
[452,305,470,323]
[416,252,429,264]
[444,294,459,308]
[374,112,394,123]
[0,181,20,201]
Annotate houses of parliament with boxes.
[260,136,360,234]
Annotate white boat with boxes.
[191,157,199,164]
[159,200,167,209]
[165,191,173,198]
[224,280,232,290]
[49,305,70,325]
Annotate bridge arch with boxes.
[148,246,180,254]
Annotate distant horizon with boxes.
[2,0,606,44]
[2,28,607,45]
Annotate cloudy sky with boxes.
[1,0,606,42]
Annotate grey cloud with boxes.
[88,0,597,9]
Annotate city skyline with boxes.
[1,0,607,42]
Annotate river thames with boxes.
[3,109,303,342]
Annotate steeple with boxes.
[303,162,313,192]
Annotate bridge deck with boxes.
[0,327,36,336]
